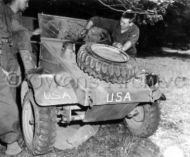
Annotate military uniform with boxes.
[90,16,139,57]
[0,1,35,144]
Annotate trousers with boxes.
[0,67,20,144]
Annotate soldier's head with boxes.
[3,0,29,13]
[120,12,136,30]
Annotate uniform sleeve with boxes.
[90,16,118,33]
[11,14,32,52]
[128,25,140,45]
[11,16,28,32]
[0,2,4,12]
[12,29,32,52]
[0,3,6,30]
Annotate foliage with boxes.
[97,0,186,25]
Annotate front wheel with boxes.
[22,91,57,155]
[124,102,160,138]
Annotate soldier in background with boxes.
[0,0,40,155]
[81,12,140,57]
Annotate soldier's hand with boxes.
[32,28,42,36]
[112,42,123,50]
[79,29,88,39]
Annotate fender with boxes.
[91,86,162,105]
[152,88,166,101]
[29,74,79,106]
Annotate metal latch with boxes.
[1,37,13,47]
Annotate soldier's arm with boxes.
[82,16,117,36]
[11,18,30,33]
[11,15,36,73]
[90,16,117,32]
[122,41,132,52]
[85,20,94,30]
[13,30,36,73]
[122,25,140,51]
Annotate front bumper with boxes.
[84,103,138,122]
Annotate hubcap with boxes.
[130,106,145,122]
[91,44,129,62]
[23,100,35,144]
[125,106,145,128]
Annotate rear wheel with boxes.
[22,91,57,155]
[124,102,160,138]
[84,26,111,44]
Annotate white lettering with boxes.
[116,92,122,102]
[44,92,72,100]
[107,93,114,103]
[123,92,132,102]
[107,92,132,103]
[44,92,60,100]
[62,92,72,100]
[44,92,53,100]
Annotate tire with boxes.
[77,43,137,84]
[124,102,160,138]
[84,26,111,45]
[22,91,57,155]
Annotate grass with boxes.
[137,56,190,157]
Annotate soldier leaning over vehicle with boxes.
[80,12,140,57]
[0,0,41,155]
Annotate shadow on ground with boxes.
[54,123,162,157]
[0,123,162,157]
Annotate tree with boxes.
[96,0,186,25]
[97,0,190,51]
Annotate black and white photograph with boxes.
[0,0,190,157]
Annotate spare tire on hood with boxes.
[77,43,138,84]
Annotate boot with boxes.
[5,141,22,156]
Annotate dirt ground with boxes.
[1,49,190,157]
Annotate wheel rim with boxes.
[91,44,129,62]
[125,106,145,128]
[23,99,35,144]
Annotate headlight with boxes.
[145,74,159,87]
